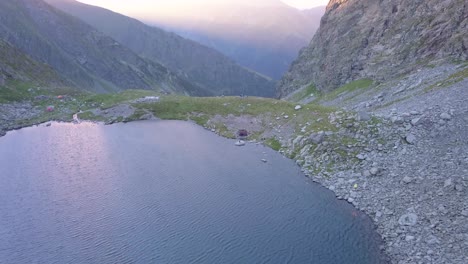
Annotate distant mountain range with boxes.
[140,1,325,79]
[0,0,276,97]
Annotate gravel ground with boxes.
[284,65,468,263]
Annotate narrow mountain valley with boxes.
[1,0,467,263]
[45,0,277,97]
[139,0,325,79]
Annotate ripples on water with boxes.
[0,121,387,263]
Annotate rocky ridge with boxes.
[278,0,467,97]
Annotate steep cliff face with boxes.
[278,0,467,97]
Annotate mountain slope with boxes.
[0,39,64,87]
[133,0,325,80]
[278,0,467,97]
[0,0,207,95]
[45,0,276,97]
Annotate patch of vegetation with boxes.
[78,111,106,122]
[82,90,160,109]
[319,79,374,102]
[214,123,236,139]
[288,83,321,102]
[424,67,468,92]
[378,95,412,108]
[264,137,282,151]
[339,135,358,146]
[0,81,78,103]
[0,81,33,103]
[124,109,147,122]
[136,95,298,121]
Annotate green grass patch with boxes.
[264,137,282,151]
[0,81,33,103]
[78,111,106,121]
[136,95,298,121]
[424,67,468,92]
[82,90,160,109]
[319,79,374,102]
[0,80,82,103]
[124,109,147,122]
[288,83,321,102]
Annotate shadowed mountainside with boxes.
[0,39,64,87]
[0,0,209,95]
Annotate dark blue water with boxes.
[0,121,387,263]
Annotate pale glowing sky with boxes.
[76,0,330,15]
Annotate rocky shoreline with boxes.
[295,106,467,264]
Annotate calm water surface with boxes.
[0,121,387,263]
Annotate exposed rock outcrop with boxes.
[278,0,467,97]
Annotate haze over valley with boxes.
[75,0,327,80]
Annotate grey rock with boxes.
[402,176,413,184]
[370,167,380,176]
[357,111,371,121]
[440,113,452,121]
[295,105,302,110]
[362,170,371,177]
[309,132,325,144]
[292,136,304,148]
[411,117,422,126]
[405,133,417,145]
[0,130,5,137]
[391,116,404,125]
[356,153,367,160]
[399,213,418,226]
[443,178,453,188]
[426,235,440,245]
[461,210,468,217]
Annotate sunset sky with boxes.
[76,0,330,17]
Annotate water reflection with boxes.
[0,121,387,263]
